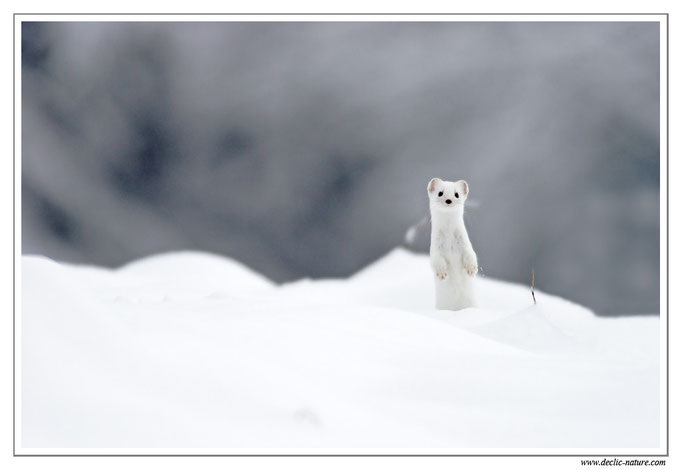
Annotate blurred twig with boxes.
[403,215,430,248]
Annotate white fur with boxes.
[427,177,478,310]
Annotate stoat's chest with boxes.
[433,226,464,256]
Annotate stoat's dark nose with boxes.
[445,199,452,204]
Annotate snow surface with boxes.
[21,248,659,450]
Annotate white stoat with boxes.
[427,177,478,310]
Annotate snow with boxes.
[20,248,659,451]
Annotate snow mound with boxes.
[20,248,659,451]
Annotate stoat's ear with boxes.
[427,178,441,194]
[459,180,469,196]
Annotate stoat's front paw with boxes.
[463,252,478,276]
[432,257,448,280]
[464,263,478,276]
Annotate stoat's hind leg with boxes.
[435,277,459,310]
[456,275,477,309]
[435,275,476,311]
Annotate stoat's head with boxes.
[427,177,469,211]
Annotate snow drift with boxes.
[20,248,659,451]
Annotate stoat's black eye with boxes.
[455,192,459,199]
[438,191,443,197]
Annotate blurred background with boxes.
[21,21,660,315]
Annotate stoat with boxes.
[427,177,478,310]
